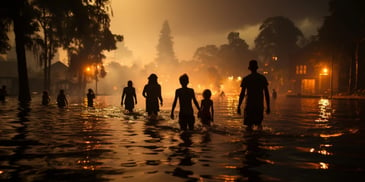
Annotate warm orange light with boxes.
[320,68,329,76]
[85,67,91,72]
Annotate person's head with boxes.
[127,80,133,87]
[88,88,93,93]
[43,91,48,95]
[60,89,64,94]
[203,89,212,99]
[2,85,5,89]
[179,74,189,87]
[248,59,259,71]
[148,73,158,84]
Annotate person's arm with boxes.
[264,86,270,114]
[65,96,68,106]
[158,85,163,106]
[170,91,178,119]
[193,93,200,111]
[133,88,137,104]
[211,101,214,122]
[142,86,147,98]
[121,89,125,105]
[237,87,246,114]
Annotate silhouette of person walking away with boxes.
[237,60,270,131]
[142,74,163,120]
[199,89,214,130]
[272,89,277,99]
[57,89,68,108]
[0,85,8,102]
[171,74,200,131]
[121,80,137,113]
[87,88,95,107]
[42,91,51,105]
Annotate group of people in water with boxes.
[117,59,271,131]
[2,59,271,131]
[119,72,215,130]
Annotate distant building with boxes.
[50,61,70,94]
[0,60,70,96]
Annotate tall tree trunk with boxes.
[13,0,31,103]
[43,29,48,91]
[47,44,52,91]
[354,41,359,92]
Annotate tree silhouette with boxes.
[255,16,304,65]
[1,0,122,100]
[219,32,254,76]
[254,16,304,90]
[194,32,255,78]
[318,0,365,92]
[155,20,177,66]
[1,0,37,103]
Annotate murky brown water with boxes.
[1,95,364,181]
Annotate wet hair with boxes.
[203,89,212,99]
[179,74,189,86]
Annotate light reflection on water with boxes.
[0,95,365,181]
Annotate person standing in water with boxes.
[0,85,8,102]
[121,80,137,113]
[237,60,270,131]
[87,88,95,107]
[142,74,163,119]
[272,89,277,99]
[170,74,200,131]
[42,91,51,105]
[199,89,214,129]
[57,89,68,108]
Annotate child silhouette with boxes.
[199,89,214,129]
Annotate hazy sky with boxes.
[107,0,330,65]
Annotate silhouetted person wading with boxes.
[237,60,270,131]
[121,80,137,113]
[171,74,200,131]
[142,74,163,120]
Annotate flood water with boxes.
[1,94,365,181]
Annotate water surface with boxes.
[1,95,364,181]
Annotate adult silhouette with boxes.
[121,80,137,113]
[87,88,95,107]
[57,89,68,108]
[0,85,7,102]
[142,74,163,119]
[237,60,270,131]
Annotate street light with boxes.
[319,67,330,96]
[320,68,329,76]
[84,64,100,95]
